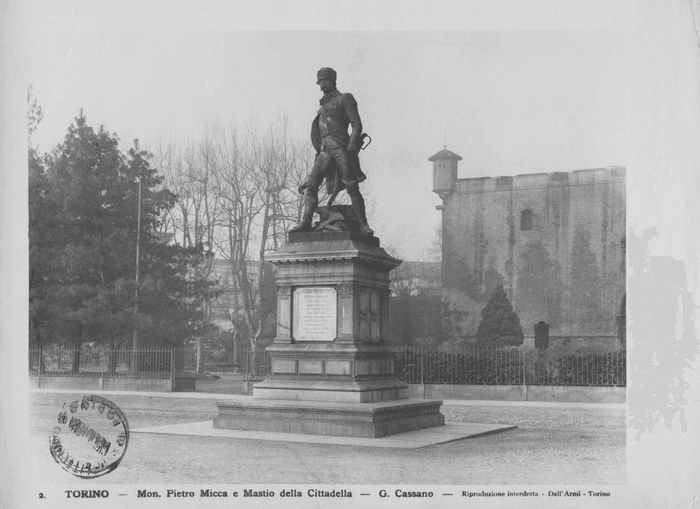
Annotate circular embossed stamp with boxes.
[49,395,129,479]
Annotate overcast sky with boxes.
[28,27,626,259]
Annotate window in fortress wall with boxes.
[520,209,533,231]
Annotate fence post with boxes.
[522,348,528,401]
[170,348,175,382]
[420,348,424,386]
[38,348,43,388]
[100,347,105,388]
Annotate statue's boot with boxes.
[349,192,374,236]
[289,191,317,233]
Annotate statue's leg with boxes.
[346,182,374,236]
[331,146,374,236]
[289,152,330,232]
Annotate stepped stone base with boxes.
[252,378,409,403]
[213,398,444,438]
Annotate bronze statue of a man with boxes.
[290,67,374,236]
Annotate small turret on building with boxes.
[429,148,462,208]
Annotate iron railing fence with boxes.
[201,348,272,377]
[196,345,626,387]
[526,348,627,387]
[202,349,237,371]
[29,346,197,379]
[395,345,523,385]
[241,348,271,379]
[395,346,626,387]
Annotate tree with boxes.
[28,86,43,143]
[211,123,291,374]
[475,284,524,346]
[152,115,330,374]
[515,240,562,329]
[388,293,467,347]
[386,242,465,347]
[28,87,58,356]
[29,112,206,369]
[151,131,224,372]
[570,225,604,331]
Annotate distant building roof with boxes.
[428,148,463,162]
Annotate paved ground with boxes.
[28,389,625,485]
[133,420,519,449]
[195,373,248,394]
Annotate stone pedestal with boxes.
[214,399,444,438]
[214,231,444,437]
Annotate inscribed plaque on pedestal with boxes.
[293,287,337,341]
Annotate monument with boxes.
[214,68,444,438]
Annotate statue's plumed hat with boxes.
[316,67,337,83]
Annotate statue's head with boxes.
[316,67,337,93]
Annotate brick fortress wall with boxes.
[439,166,626,346]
